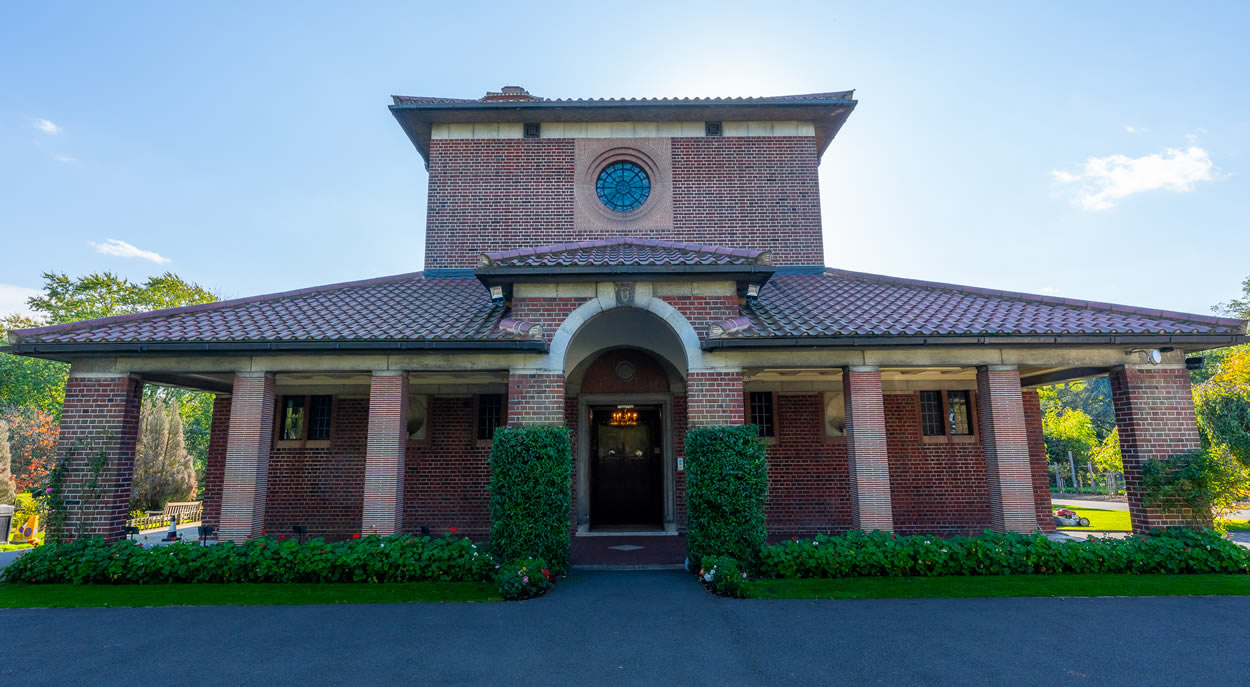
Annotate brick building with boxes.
[7,86,1247,550]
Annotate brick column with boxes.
[977,366,1038,533]
[686,370,746,426]
[1109,365,1206,532]
[362,371,408,535]
[200,393,232,535]
[507,370,566,425]
[1022,389,1055,533]
[54,371,143,542]
[219,372,275,542]
[843,366,892,532]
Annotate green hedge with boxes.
[1,534,495,584]
[685,424,768,567]
[489,425,573,575]
[758,529,1250,579]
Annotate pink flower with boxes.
[523,576,529,583]
[45,488,52,494]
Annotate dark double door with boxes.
[589,405,663,528]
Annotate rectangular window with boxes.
[947,390,973,436]
[919,391,944,436]
[748,391,776,438]
[281,396,306,441]
[476,394,504,442]
[308,395,333,441]
[280,395,333,442]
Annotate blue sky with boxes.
[2,1,1248,318]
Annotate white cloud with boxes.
[1123,125,1145,134]
[52,154,76,163]
[89,238,171,264]
[1051,146,1215,211]
[1040,286,1060,296]
[34,118,61,135]
[0,283,41,319]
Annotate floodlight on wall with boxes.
[1126,348,1163,365]
[489,285,505,302]
[745,283,761,301]
[1185,356,1205,371]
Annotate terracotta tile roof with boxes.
[391,91,856,106]
[8,273,519,345]
[478,238,771,269]
[718,269,1247,338]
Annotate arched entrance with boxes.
[563,307,689,533]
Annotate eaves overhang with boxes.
[474,263,776,289]
[1,338,548,363]
[701,333,1250,351]
[389,97,858,167]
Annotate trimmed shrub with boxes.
[700,555,750,598]
[1,534,496,585]
[494,557,554,600]
[489,425,573,575]
[685,424,768,567]
[758,529,1250,579]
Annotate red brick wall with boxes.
[665,295,739,342]
[672,137,823,266]
[764,395,853,537]
[511,296,591,344]
[1022,389,1055,533]
[425,136,825,268]
[263,398,368,540]
[425,139,576,269]
[506,372,566,425]
[201,394,231,532]
[580,348,670,394]
[54,374,143,542]
[1110,366,1205,532]
[686,371,746,425]
[403,396,494,538]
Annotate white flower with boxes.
[812,541,819,546]
[941,548,948,553]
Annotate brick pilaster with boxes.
[201,393,232,535]
[219,373,275,542]
[843,367,893,532]
[1021,389,1055,533]
[977,366,1038,533]
[362,372,408,535]
[686,370,745,426]
[507,371,566,425]
[1109,365,1206,532]
[54,372,143,542]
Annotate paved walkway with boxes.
[0,570,1247,685]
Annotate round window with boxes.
[595,161,651,212]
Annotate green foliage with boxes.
[488,425,573,575]
[700,555,750,598]
[2,534,497,585]
[493,558,554,600]
[1042,406,1099,466]
[758,529,1250,579]
[0,315,67,419]
[685,424,769,567]
[1213,274,1250,321]
[1038,378,1115,440]
[26,271,216,325]
[1089,428,1123,473]
[131,396,197,511]
[1141,450,1249,525]
[0,421,16,505]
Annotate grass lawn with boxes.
[0,582,501,608]
[1052,503,1133,531]
[746,574,1250,600]
[0,543,35,552]
[1227,520,1250,532]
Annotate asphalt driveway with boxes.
[1,570,1247,686]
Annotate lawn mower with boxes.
[1053,508,1091,527]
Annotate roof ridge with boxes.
[392,91,857,106]
[821,268,1247,330]
[11,271,431,342]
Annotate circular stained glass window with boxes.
[595,161,651,212]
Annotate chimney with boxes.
[483,86,538,101]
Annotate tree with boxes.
[1042,405,1099,467]
[1,406,58,492]
[0,421,17,505]
[1037,378,1116,440]
[0,315,68,418]
[1213,274,1250,320]
[131,397,197,512]
[1089,428,1123,473]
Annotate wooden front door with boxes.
[589,405,663,528]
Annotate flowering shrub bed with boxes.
[2,534,496,585]
[494,557,554,600]
[758,529,1250,579]
[700,555,749,598]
